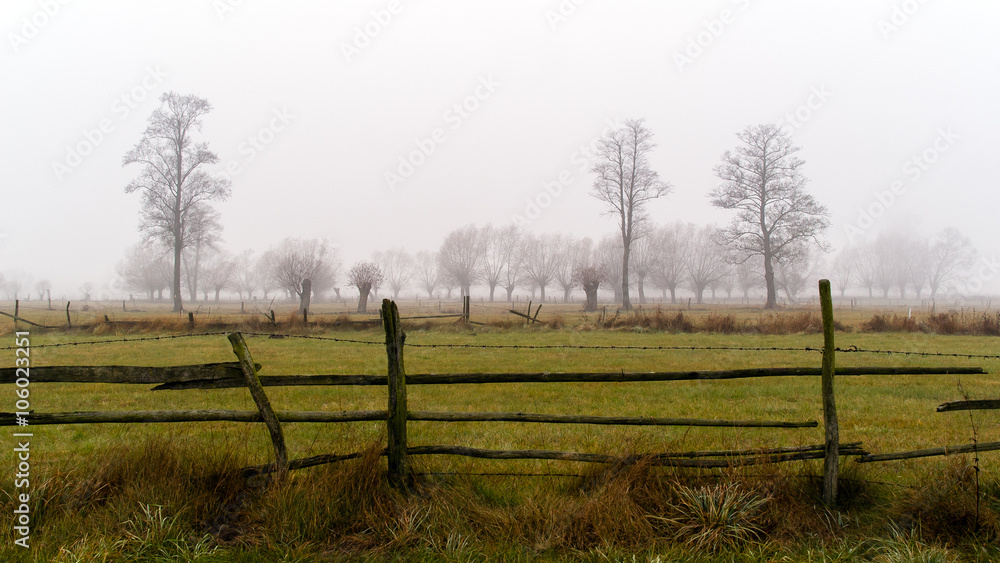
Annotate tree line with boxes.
[85,93,970,310]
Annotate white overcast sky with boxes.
[3,0,999,297]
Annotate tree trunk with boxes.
[669,286,677,304]
[583,282,599,312]
[637,277,646,304]
[621,236,632,310]
[357,282,371,313]
[488,283,496,302]
[505,286,515,302]
[300,279,312,313]
[563,286,571,303]
[763,255,777,309]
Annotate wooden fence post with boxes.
[382,299,409,489]
[819,279,839,506]
[228,332,288,479]
[65,302,71,328]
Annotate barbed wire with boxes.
[403,342,823,353]
[2,329,997,360]
[835,345,1000,361]
[0,332,232,350]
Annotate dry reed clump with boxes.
[861,311,1000,336]
[243,445,401,551]
[603,308,696,333]
[892,458,999,542]
[699,314,744,334]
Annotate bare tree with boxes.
[596,234,624,305]
[711,123,830,309]
[230,249,259,300]
[650,222,691,304]
[181,204,223,302]
[414,251,441,299]
[202,251,236,302]
[438,224,483,297]
[34,279,52,307]
[521,233,563,302]
[927,228,976,300]
[123,92,231,312]
[479,224,522,302]
[590,118,670,310]
[265,238,340,304]
[498,240,525,303]
[629,230,658,304]
[829,247,855,298]
[574,263,605,312]
[116,242,172,300]
[374,248,414,300]
[685,226,729,304]
[854,243,879,298]
[555,237,593,303]
[347,260,384,313]
[775,244,820,304]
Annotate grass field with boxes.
[2,299,1000,561]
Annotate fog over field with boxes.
[2,0,999,303]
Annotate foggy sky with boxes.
[3,0,999,298]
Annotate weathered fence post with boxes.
[382,299,409,489]
[819,279,839,506]
[65,302,71,328]
[228,332,288,479]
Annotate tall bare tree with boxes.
[123,92,231,312]
[711,123,829,309]
[591,118,670,310]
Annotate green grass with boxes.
[3,304,1000,560]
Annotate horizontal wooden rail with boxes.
[937,400,1000,412]
[857,440,1000,463]
[240,442,868,476]
[406,444,868,468]
[0,409,386,426]
[151,366,986,391]
[0,363,259,385]
[407,410,817,428]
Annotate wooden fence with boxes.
[0,281,991,505]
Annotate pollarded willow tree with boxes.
[591,118,670,310]
[123,92,231,312]
[348,260,384,313]
[710,123,830,309]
